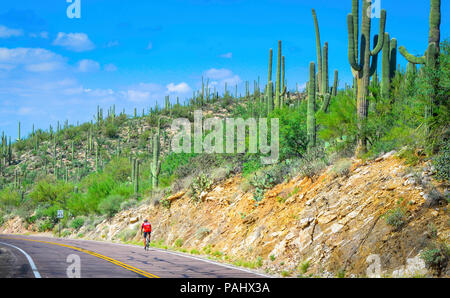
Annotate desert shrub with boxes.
[160,198,171,209]
[116,228,136,242]
[98,194,124,218]
[420,243,449,275]
[433,140,449,181]
[384,207,406,230]
[104,123,119,138]
[190,174,213,202]
[120,199,137,210]
[299,260,310,274]
[174,238,183,247]
[29,178,73,205]
[331,158,352,177]
[250,172,276,202]
[69,216,85,230]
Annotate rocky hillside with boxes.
[3,151,448,277]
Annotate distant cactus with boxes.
[275,40,282,109]
[312,9,339,113]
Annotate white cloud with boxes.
[0,48,67,72]
[53,32,95,52]
[77,59,100,72]
[203,68,241,87]
[0,25,23,38]
[126,90,151,102]
[204,68,234,80]
[219,52,232,59]
[26,62,63,72]
[166,82,191,94]
[104,63,117,72]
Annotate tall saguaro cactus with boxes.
[274,41,282,109]
[312,9,323,94]
[381,33,397,99]
[151,118,161,188]
[347,0,386,155]
[307,62,316,151]
[312,9,339,113]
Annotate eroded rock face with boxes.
[2,155,448,277]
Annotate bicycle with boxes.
[144,233,151,251]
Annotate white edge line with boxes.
[0,241,41,278]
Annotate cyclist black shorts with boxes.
[143,232,151,238]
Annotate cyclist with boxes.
[141,219,152,249]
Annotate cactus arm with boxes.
[429,0,441,51]
[268,48,273,83]
[347,14,361,71]
[352,0,359,61]
[389,38,397,78]
[370,10,386,56]
[370,34,379,77]
[398,46,426,65]
[312,9,323,93]
[321,93,331,113]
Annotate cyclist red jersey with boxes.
[141,221,152,233]
[141,219,152,249]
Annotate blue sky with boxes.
[0,0,449,140]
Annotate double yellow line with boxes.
[0,237,159,278]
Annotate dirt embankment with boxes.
[2,153,449,277]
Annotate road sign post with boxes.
[57,210,64,238]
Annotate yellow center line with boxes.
[0,237,159,278]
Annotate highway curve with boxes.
[0,234,267,278]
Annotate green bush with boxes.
[104,123,119,138]
[69,217,85,230]
[116,228,137,242]
[98,194,124,218]
[250,172,275,202]
[384,207,406,230]
[174,238,183,247]
[190,174,213,202]
[420,243,449,274]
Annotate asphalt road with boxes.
[0,234,267,278]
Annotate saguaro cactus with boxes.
[151,119,161,188]
[274,40,282,109]
[399,0,441,122]
[399,0,440,69]
[307,62,316,151]
[381,33,397,99]
[312,9,339,113]
[312,9,323,94]
[347,0,386,155]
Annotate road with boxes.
[0,234,267,278]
